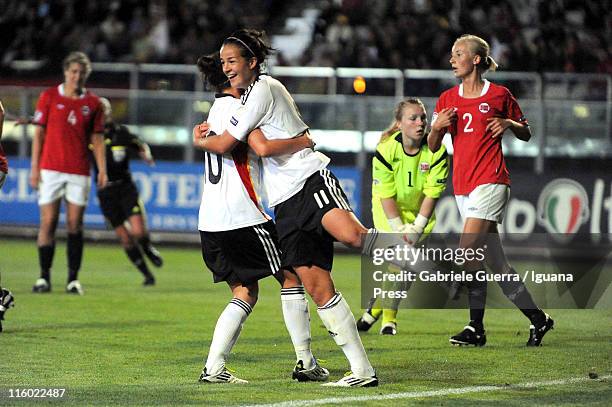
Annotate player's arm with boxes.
[380,197,403,231]
[373,147,403,231]
[247,128,314,157]
[29,125,45,189]
[427,107,456,152]
[90,132,107,188]
[193,122,239,154]
[486,117,531,141]
[128,129,155,166]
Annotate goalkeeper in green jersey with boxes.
[357,98,449,335]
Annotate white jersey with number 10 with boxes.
[198,94,269,232]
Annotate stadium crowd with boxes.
[0,0,610,73]
[305,0,611,73]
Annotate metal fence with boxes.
[1,64,610,174]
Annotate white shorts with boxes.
[0,171,6,190]
[455,183,510,224]
[38,169,91,206]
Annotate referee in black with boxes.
[94,97,163,285]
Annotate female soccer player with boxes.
[0,99,15,332]
[95,97,162,286]
[193,29,408,387]
[30,51,107,295]
[428,34,554,347]
[356,98,449,335]
[194,52,328,384]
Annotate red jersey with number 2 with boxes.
[433,80,528,195]
[33,85,104,176]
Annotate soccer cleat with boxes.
[380,322,397,335]
[198,367,248,384]
[321,372,379,387]
[526,313,554,347]
[450,325,486,346]
[143,245,163,267]
[356,310,379,332]
[66,280,84,295]
[32,278,51,293]
[0,288,16,333]
[292,359,329,382]
[143,275,156,286]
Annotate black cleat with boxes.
[356,311,378,332]
[143,245,163,267]
[450,325,486,346]
[292,359,329,382]
[0,288,16,333]
[32,278,51,293]
[143,275,156,286]
[527,313,554,346]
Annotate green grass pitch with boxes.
[0,238,610,406]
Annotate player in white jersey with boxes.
[194,52,328,384]
[193,29,413,387]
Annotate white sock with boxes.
[281,286,315,369]
[204,298,252,375]
[317,292,375,378]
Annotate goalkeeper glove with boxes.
[399,214,429,244]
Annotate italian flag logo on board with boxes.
[537,179,590,235]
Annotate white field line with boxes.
[244,375,611,407]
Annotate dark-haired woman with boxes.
[194,29,391,387]
[194,53,327,384]
[428,34,553,347]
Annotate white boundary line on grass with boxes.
[245,375,611,407]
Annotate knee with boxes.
[237,284,259,307]
[339,229,363,249]
[304,283,334,307]
[280,269,301,288]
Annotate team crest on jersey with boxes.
[479,103,490,113]
[57,104,65,110]
[230,116,238,126]
[419,162,430,173]
[81,106,90,116]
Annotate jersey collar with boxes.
[394,132,426,156]
[58,84,87,99]
[458,79,490,97]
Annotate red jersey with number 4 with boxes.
[33,85,105,176]
[0,143,7,173]
[433,80,528,195]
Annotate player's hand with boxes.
[398,222,424,245]
[140,144,155,166]
[192,121,210,146]
[29,170,40,190]
[297,132,316,150]
[431,108,456,132]
[486,117,510,139]
[97,171,108,189]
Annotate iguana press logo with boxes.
[537,178,589,235]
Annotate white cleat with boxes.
[66,280,84,295]
[321,372,379,387]
[198,367,248,384]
